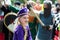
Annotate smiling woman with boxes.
[13,8,32,40]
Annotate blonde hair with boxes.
[14,17,27,40]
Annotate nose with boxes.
[26,18,29,22]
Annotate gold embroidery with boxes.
[24,29,27,40]
[23,27,27,40]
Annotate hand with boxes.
[42,26,47,30]
[49,25,53,30]
[42,25,50,30]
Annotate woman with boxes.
[35,2,53,40]
[13,8,32,40]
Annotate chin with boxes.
[25,23,29,26]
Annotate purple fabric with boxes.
[13,25,32,40]
[18,8,28,16]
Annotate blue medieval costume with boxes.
[35,2,53,40]
[13,8,32,40]
[36,12,53,40]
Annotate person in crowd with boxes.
[52,3,60,40]
[13,8,32,40]
[35,2,53,40]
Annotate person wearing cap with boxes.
[13,8,32,40]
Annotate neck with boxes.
[21,23,28,29]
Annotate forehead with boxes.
[44,3,48,8]
[21,14,29,18]
[44,3,47,6]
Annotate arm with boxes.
[13,28,24,40]
[48,16,54,30]
[8,5,19,13]
[13,31,18,40]
[27,30,32,40]
[0,1,19,13]
[29,8,45,26]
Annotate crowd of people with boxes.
[0,0,60,40]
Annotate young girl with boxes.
[13,8,32,40]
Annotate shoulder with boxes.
[14,25,23,32]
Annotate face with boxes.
[44,4,48,8]
[18,14,29,26]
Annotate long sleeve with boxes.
[13,26,24,40]
[13,31,18,40]
[27,30,32,40]
[8,5,19,13]
[0,5,19,14]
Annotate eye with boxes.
[23,17,26,19]
[23,17,29,19]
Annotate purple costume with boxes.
[13,8,32,40]
[13,25,32,40]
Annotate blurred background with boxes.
[0,0,60,40]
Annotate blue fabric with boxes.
[37,12,53,40]
[13,25,32,40]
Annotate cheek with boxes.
[20,18,25,23]
[27,18,29,22]
[22,19,25,22]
